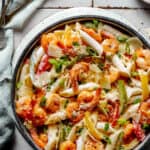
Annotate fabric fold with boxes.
[0,0,46,149]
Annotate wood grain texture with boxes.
[42,0,92,8]
[94,0,150,8]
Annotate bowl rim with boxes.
[11,9,150,150]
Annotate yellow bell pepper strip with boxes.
[84,112,103,140]
[117,80,128,114]
[139,72,149,100]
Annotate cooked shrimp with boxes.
[106,66,120,83]
[85,137,104,150]
[41,33,57,51]
[101,30,115,39]
[16,93,46,126]
[45,93,61,113]
[77,91,94,104]
[82,27,102,43]
[60,140,76,150]
[66,102,84,123]
[139,99,150,118]
[136,49,150,70]
[123,123,134,144]
[16,97,33,120]
[30,128,48,149]
[70,62,89,93]
[78,88,101,111]
[32,104,47,126]
[102,38,119,54]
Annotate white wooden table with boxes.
[13,1,150,150]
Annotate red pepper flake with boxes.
[57,41,76,57]
[133,120,145,141]
[111,101,120,127]
[124,53,132,59]
[36,54,52,74]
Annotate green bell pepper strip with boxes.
[117,80,128,114]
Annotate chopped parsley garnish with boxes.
[118,118,127,126]
[72,41,79,46]
[104,123,109,131]
[63,99,69,108]
[47,78,56,91]
[125,42,130,54]
[117,36,128,43]
[40,96,47,107]
[60,124,72,141]
[93,19,99,28]
[133,52,137,61]
[76,127,84,136]
[142,123,150,130]
[131,71,139,77]
[49,59,62,72]
[117,52,122,58]
[133,98,141,104]
[118,146,125,150]
[59,78,65,88]
[104,89,110,93]
[98,63,104,70]
[103,135,111,144]
[86,46,98,56]
[84,19,99,30]
[43,125,48,133]
[49,56,70,73]
[16,82,22,89]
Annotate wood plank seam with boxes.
[38,7,150,10]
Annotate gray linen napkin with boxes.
[0,0,46,149]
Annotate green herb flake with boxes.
[16,82,23,89]
[84,19,99,30]
[117,52,122,58]
[76,127,84,136]
[118,118,127,125]
[86,46,98,56]
[133,98,141,104]
[142,123,150,130]
[104,89,110,93]
[93,19,99,28]
[131,71,139,77]
[98,63,104,70]
[104,123,109,131]
[72,41,79,46]
[47,78,56,91]
[49,59,62,73]
[60,124,72,141]
[43,125,48,133]
[117,36,128,43]
[118,146,125,150]
[63,99,69,108]
[59,78,65,87]
[103,135,111,144]
[125,42,130,54]
[40,96,47,107]
[49,56,70,73]
[133,52,137,61]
